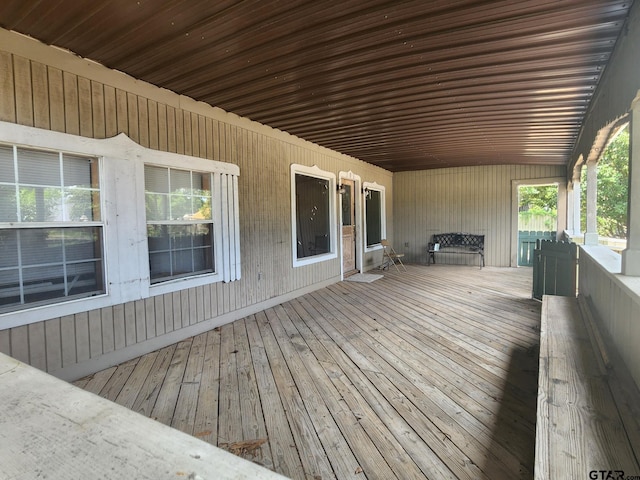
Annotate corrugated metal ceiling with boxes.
[0,0,633,171]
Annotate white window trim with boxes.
[363,181,386,252]
[338,171,363,276]
[0,121,240,328]
[291,164,337,267]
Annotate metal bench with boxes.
[427,233,485,269]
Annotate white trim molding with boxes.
[290,164,337,268]
[363,181,386,252]
[0,121,240,328]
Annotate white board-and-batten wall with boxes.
[0,28,393,380]
[394,165,566,267]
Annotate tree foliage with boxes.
[518,185,558,231]
[519,185,558,214]
[580,126,629,238]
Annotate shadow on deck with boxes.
[76,265,541,480]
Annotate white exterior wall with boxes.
[393,165,566,266]
[0,29,392,380]
[579,247,640,389]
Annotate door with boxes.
[341,179,357,274]
[517,184,558,266]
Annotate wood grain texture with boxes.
[0,44,391,383]
[31,61,49,129]
[1,353,286,480]
[77,266,542,479]
[536,296,640,480]
[579,248,640,399]
[62,71,79,134]
[47,67,65,132]
[13,55,33,126]
[0,51,16,122]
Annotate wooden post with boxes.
[622,97,640,275]
[584,161,599,245]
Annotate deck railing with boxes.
[577,245,640,391]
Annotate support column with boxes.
[584,161,599,245]
[622,101,640,276]
[567,182,575,236]
[574,181,582,235]
[568,178,582,236]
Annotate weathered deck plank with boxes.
[76,265,540,479]
[537,296,640,479]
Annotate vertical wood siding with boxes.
[579,249,640,390]
[394,165,565,266]
[0,39,392,379]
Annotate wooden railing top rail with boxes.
[536,296,640,479]
[0,353,287,480]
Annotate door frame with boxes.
[339,171,363,279]
[510,177,567,267]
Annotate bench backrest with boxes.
[432,233,484,249]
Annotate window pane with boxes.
[146,193,170,221]
[172,248,194,276]
[145,165,217,284]
[192,172,204,192]
[64,227,102,262]
[149,251,171,280]
[0,185,17,222]
[19,186,63,222]
[0,145,15,182]
[170,194,193,220]
[22,264,66,301]
[366,190,382,246]
[147,224,214,283]
[145,165,169,193]
[20,229,63,265]
[0,142,104,313]
[0,230,18,268]
[198,172,212,196]
[63,188,100,222]
[0,269,20,309]
[171,169,191,191]
[341,184,352,226]
[147,224,170,251]
[192,247,210,272]
[192,196,212,220]
[295,174,330,258]
[17,148,60,185]
[0,227,104,312]
[63,155,94,188]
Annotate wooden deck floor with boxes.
[75,265,541,480]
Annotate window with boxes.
[0,144,104,313]
[0,121,240,327]
[363,182,385,250]
[291,164,337,267]
[341,183,353,227]
[145,166,215,283]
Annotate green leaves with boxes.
[581,126,629,239]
